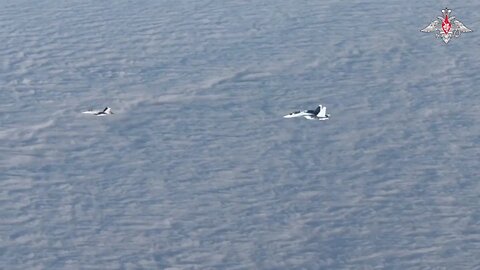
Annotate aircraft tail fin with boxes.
[313,105,322,115]
[96,107,113,115]
[317,106,327,117]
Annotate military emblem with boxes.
[421,8,472,43]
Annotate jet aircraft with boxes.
[283,104,330,120]
[82,107,114,116]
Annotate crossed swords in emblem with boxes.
[421,8,472,43]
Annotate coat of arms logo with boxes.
[421,8,472,43]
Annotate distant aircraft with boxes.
[82,107,114,116]
[284,104,330,120]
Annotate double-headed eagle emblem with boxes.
[421,8,472,43]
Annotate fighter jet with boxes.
[283,104,330,120]
[82,107,114,116]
